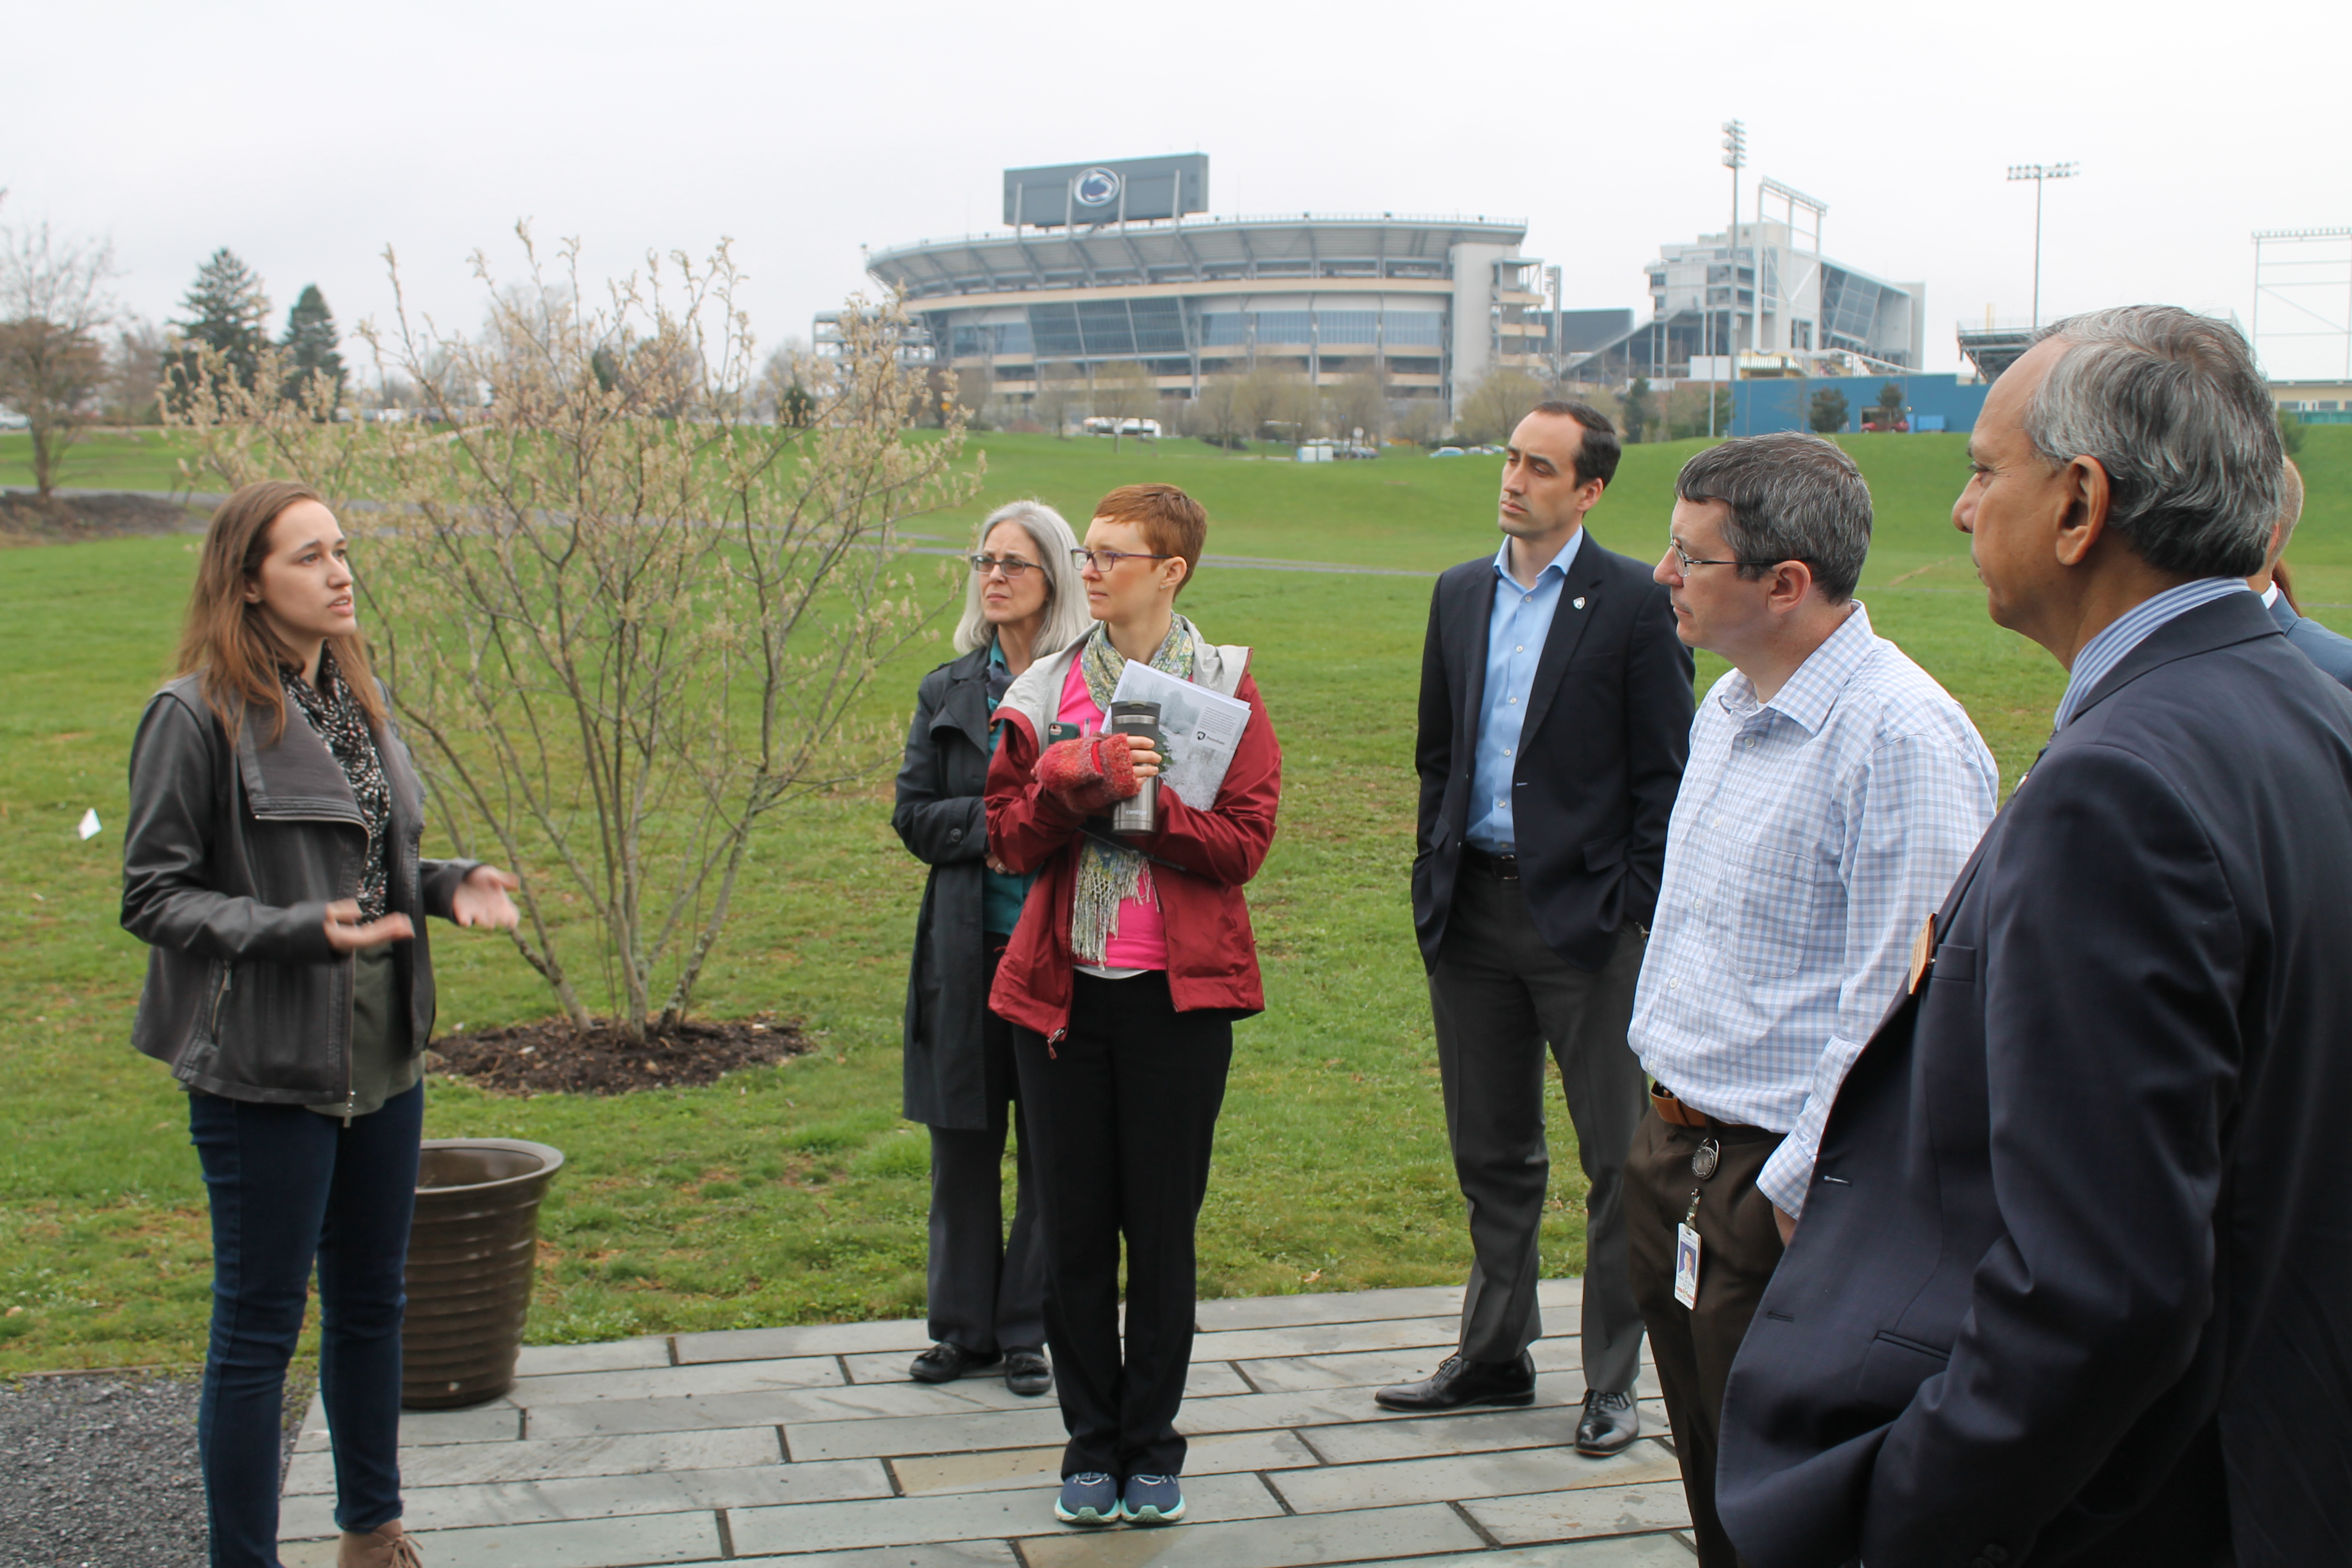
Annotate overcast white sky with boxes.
[6,0,2348,380]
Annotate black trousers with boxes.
[1428,863,1650,1391]
[1626,1108,1785,1568]
[923,945,1048,1357]
[1012,970,1232,1479]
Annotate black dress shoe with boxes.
[1574,1388,1640,1455]
[908,1342,1001,1384]
[1374,1352,1537,1411]
[1004,1346,1053,1397]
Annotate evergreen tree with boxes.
[780,379,814,428]
[1621,376,1653,443]
[171,248,270,390]
[280,284,346,412]
[1872,381,1907,432]
[1809,387,1850,433]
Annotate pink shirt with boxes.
[1058,656,1169,971]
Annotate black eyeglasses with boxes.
[969,554,1042,578]
[1667,540,1784,573]
[1071,547,1174,573]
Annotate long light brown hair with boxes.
[176,480,388,741]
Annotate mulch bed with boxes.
[0,490,208,543]
[427,1014,812,1095]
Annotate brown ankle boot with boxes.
[337,1520,422,1568]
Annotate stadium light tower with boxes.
[1722,118,1746,432]
[2007,161,2078,329]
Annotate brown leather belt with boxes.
[1650,1082,1768,1135]
[1460,845,1520,881]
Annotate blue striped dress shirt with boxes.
[1629,603,2000,1215]
[2051,576,2252,731]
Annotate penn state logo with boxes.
[1072,167,1121,208]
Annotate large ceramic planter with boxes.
[401,1137,565,1409]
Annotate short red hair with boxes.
[1093,483,1207,595]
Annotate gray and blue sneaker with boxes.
[1054,1472,1119,1526]
[1121,1473,1185,1525]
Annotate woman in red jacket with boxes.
[986,483,1281,1529]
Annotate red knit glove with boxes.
[1037,734,1140,813]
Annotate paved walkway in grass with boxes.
[280,1278,1695,1568]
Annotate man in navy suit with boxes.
[2253,458,2352,690]
[1379,401,1694,1456]
[1716,307,2352,1567]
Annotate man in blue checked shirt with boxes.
[1624,432,1997,1568]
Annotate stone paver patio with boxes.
[282,1278,1695,1567]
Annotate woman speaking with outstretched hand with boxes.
[121,481,521,1568]
[984,483,1282,1531]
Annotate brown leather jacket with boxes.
[120,673,478,1106]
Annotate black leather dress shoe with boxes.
[1003,1346,1053,1397]
[1374,1352,1537,1411]
[1574,1388,1640,1455]
[908,1342,1001,1384]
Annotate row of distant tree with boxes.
[1807,383,1912,434]
[0,192,354,497]
[924,361,1771,451]
[932,362,1453,448]
[173,246,347,410]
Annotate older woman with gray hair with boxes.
[892,499,1089,1395]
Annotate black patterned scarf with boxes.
[280,647,393,921]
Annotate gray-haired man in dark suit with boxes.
[1717,308,2352,1568]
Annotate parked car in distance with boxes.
[0,407,30,431]
[1431,445,1465,457]
[1082,416,1162,439]
[1293,440,1380,463]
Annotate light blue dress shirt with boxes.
[1466,531,1585,853]
[2051,576,2251,732]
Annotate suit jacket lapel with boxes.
[1518,536,1608,742]
[1453,564,1498,757]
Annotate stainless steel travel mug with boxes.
[1106,700,1162,835]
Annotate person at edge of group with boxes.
[984,483,1282,1530]
[2252,457,2352,689]
[1379,400,1694,1460]
[1623,432,1998,1567]
[120,482,523,1568]
[891,500,1092,1398]
[1717,306,2352,1567]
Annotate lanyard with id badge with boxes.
[1670,911,1945,1311]
[1674,1135,1720,1310]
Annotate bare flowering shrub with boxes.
[0,197,121,500]
[173,230,980,1041]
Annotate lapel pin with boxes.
[1572,597,1587,609]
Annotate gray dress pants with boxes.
[1428,860,1649,1392]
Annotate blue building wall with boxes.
[1730,374,1989,437]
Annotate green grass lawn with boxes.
[0,429,209,496]
[3,426,2346,1373]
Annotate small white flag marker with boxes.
[78,808,102,841]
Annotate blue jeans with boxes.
[189,1082,422,1566]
